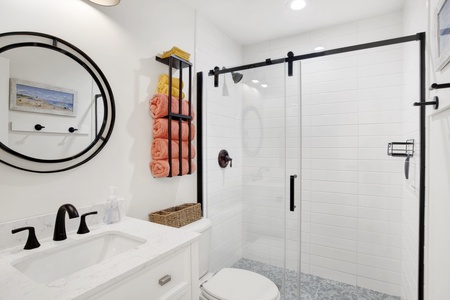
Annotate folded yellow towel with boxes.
[157,83,185,99]
[161,46,190,61]
[158,74,183,90]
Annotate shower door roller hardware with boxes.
[218,149,233,168]
[290,174,297,212]
[413,96,439,110]
[159,274,171,286]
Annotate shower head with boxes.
[232,71,243,84]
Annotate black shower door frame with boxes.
[206,32,427,300]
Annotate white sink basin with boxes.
[12,231,146,285]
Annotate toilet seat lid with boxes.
[201,268,280,300]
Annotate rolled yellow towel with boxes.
[158,74,183,90]
[157,83,185,100]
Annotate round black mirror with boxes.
[0,32,115,173]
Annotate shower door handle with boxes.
[290,175,297,211]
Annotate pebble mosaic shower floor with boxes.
[232,258,400,300]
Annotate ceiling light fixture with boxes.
[261,84,268,88]
[252,79,259,83]
[88,0,120,6]
[288,0,307,11]
[314,46,325,52]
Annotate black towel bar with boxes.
[413,96,439,109]
[430,82,450,90]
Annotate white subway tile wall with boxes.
[195,14,244,272]
[197,9,419,299]
[241,12,409,297]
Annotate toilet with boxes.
[182,218,281,300]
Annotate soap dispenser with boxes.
[104,186,120,224]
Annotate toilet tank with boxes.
[182,218,211,278]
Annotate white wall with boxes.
[0,0,197,223]
[424,0,450,298]
[194,14,243,272]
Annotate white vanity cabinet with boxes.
[85,243,198,300]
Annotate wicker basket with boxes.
[149,203,202,228]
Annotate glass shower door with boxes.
[299,44,409,300]
[235,62,301,300]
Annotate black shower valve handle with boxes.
[225,155,233,167]
[218,149,233,168]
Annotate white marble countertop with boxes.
[0,217,199,300]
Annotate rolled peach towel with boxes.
[150,159,197,178]
[176,158,197,175]
[151,138,196,160]
[183,159,197,175]
[149,93,194,118]
[153,119,196,141]
[150,159,179,178]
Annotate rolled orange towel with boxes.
[150,159,197,178]
[150,159,179,178]
[149,93,194,118]
[153,119,195,141]
[179,158,196,175]
[151,138,196,160]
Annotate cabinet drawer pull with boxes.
[159,274,172,286]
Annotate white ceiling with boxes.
[181,0,406,46]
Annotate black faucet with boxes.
[77,211,98,234]
[53,204,79,241]
[11,226,40,250]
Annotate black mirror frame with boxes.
[0,32,115,173]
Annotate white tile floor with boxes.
[232,258,400,300]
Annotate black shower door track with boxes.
[207,32,426,300]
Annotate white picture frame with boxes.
[432,0,450,71]
[9,78,78,117]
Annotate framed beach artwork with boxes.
[9,78,78,116]
[432,0,450,71]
